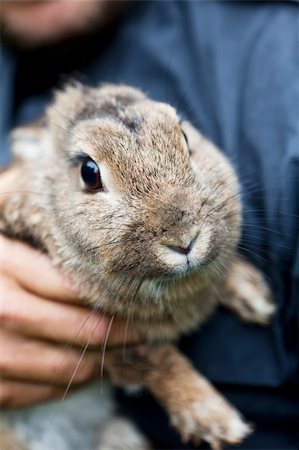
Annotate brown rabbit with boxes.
[0,84,275,450]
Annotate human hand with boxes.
[0,235,138,408]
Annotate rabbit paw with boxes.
[221,259,275,325]
[170,395,252,449]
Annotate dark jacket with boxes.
[1,2,298,448]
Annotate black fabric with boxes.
[116,381,299,449]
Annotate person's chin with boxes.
[0,0,125,51]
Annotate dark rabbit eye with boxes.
[81,156,103,191]
[181,129,191,155]
[182,130,189,147]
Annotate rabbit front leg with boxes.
[105,344,251,449]
[219,256,275,325]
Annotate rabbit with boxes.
[0,83,275,450]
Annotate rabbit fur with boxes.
[0,84,275,450]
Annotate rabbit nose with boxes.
[166,235,197,256]
[167,243,192,255]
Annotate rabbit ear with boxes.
[46,82,88,131]
[10,125,52,162]
[97,83,146,104]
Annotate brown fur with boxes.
[106,343,252,449]
[0,84,274,449]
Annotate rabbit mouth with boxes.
[155,226,214,275]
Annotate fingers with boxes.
[0,330,99,386]
[0,379,71,409]
[1,280,139,347]
[1,280,106,346]
[0,236,139,347]
[0,235,141,410]
[0,235,77,302]
[0,326,139,409]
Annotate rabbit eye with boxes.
[81,156,103,191]
[182,130,189,147]
[181,130,191,155]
